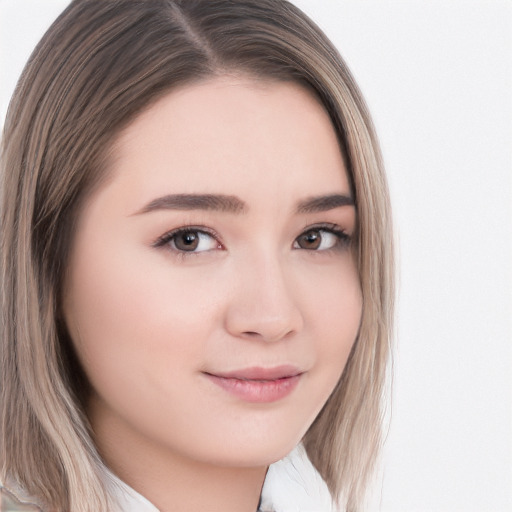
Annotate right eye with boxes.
[293,225,351,252]
[154,228,222,253]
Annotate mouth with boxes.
[203,365,303,403]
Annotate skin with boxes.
[62,76,362,512]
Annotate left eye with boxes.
[157,229,220,253]
[293,228,345,251]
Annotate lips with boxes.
[203,365,303,403]
[210,365,302,381]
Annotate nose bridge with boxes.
[225,248,303,342]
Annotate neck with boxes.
[89,399,266,512]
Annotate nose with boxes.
[224,255,304,343]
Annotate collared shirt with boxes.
[1,444,336,512]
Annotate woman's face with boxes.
[62,76,362,469]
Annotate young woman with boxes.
[0,1,394,511]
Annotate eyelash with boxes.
[152,223,351,256]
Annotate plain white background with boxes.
[1,1,511,511]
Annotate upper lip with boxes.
[205,365,303,381]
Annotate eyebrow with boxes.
[296,194,355,213]
[134,194,247,215]
[134,192,354,215]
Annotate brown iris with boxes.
[296,230,322,250]
[174,231,200,251]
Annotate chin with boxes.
[199,429,307,469]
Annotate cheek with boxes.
[61,240,220,398]
[303,260,362,394]
[305,256,362,343]
[325,273,362,357]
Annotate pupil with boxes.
[183,233,196,245]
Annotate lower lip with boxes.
[205,374,301,403]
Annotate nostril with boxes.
[240,328,295,343]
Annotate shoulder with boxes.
[259,444,339,512]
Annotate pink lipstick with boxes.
[204,365,302,403]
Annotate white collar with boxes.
[108,476,159,512]
[259,444,336,512]
[108,444,335,512]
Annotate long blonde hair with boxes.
[0,1,393,510]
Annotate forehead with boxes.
[105,76,350,210]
